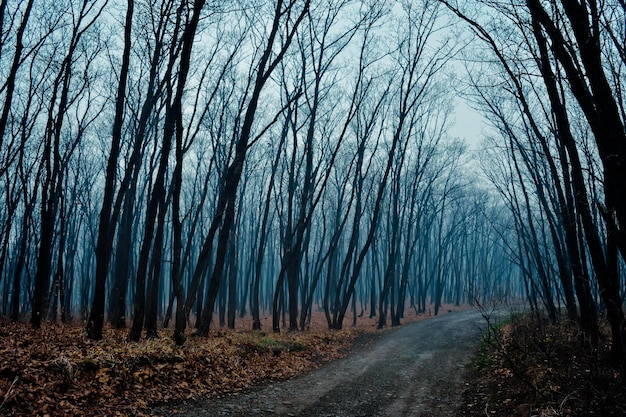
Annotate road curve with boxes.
[158,309,487,417]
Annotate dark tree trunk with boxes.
[0,0,34,152]
[191,0,310,338]
[527,1,626,361]
[251,120,288,330]
[529,14,599,341]
[11,199,34,321]
[145,198,168,339]
[87,0,134,340]
[131,0,205,342]
[32,27,77,328]
[227,230,237,330]
[108,189,136,329]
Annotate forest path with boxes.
[157,309,488,417]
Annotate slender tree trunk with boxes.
[108,188,136,328]
[87,0,134,340]
[132,0,205,343]
[529,15,599,340]
[192,0,310,338]
[227,230,237,329]
[0,0,34,153]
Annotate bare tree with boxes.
[271,0,372,333]
[86,0,134,340]
[31,1,106,328]
[129,0,207,342]
[179,0,310,343]
[330,0,452,329]
[440,0,622,359]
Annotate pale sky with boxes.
[449,99,484,150]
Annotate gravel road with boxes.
[158,309,487,417]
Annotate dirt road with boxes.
[158,310,487,417]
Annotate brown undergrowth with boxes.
[0,306,456,416]
[461,312,626,417]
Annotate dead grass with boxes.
[461,313,626,417]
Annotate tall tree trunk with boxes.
[131,0,205,342]
[0,0,34,153]
[108,188,136,328]
[227,230,238,329]
[529,14,599,341]
[190,0,310,338]
[145,197,168,339]
[32,22,78,327]
[87,0,134,340]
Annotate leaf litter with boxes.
[0,317,357,416]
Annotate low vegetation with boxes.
[462,312,626,417]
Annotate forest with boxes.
[0,0,624,376]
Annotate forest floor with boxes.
[0,305,461,416]
[2,306,624,416]
[460,311,626,417]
